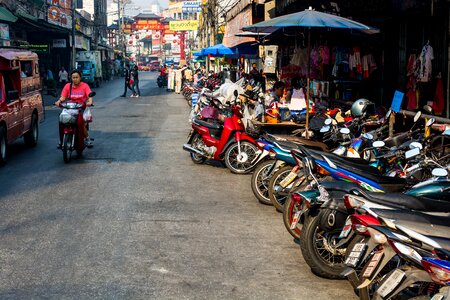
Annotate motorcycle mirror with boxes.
[324,118,333,126]
[413,111,422,122]
[426,118,435,127]
[405,147,420,159]
[373,141,385,148]
[88,92,96,98]
[443,129,450,136]
[423,105,433,114]
[409,142,423,150]
[385,109,392,119]
[320,126,331,133]
[362,133,373,140]
[432,168,448,177]
[340,128,351,135]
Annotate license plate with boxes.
[345,242,366,267]
[280,166,299,188]
[376,269,405,298]
[290,211,302,230]
[362,250,383,278]
[339,217,352,238]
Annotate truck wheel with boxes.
[0,126,7,166]
[24,114,38,147]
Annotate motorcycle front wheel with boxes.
[224,141,259,174]
[62,133,73,163]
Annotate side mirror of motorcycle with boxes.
[423,105,433,114]
[413,111,422,123]
[362,133,373,140]
[340,128,351,135]
[88,92,96,98]
[385,109,392,120]
[432,168,448,177]
[320,126,330,133]
[426,118,435,127]
[409,142,423,150]
[324,118,333,126]
[443,129,450,136]
[405,147,420,159]
[373,141,385,148]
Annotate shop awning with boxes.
[16,10,38,22]
[231,42,258,57]
[0,7,17,23]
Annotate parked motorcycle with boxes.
[183,92,266,174]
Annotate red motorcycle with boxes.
[183,101,264,174]
[57,92,95,163]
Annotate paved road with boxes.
[0,73,356,299]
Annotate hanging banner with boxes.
[132,20,163,31]
[169,20,198,31]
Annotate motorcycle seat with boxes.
[193,118,222,130]
[309,149,407,191]
[429,236,450,254]
[371,208,450,240]
[273,140,300,152]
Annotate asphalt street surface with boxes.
[0,72,356,299]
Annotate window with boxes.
[20,61,33,77]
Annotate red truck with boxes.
[0,49,44,165]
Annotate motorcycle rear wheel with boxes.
[251,159,276,205]
[300,212,347,279]
[268,165,295,212]
[190,133,206,164]
[224,141,259,174]
[63,133,73,163]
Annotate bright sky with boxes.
[107,0,168,10]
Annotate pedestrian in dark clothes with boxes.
[120,64,135,97]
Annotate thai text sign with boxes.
[169,20,198,31]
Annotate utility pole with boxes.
[117,0,121,51]
[71,0,76,71]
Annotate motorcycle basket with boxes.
[59,109,78,124]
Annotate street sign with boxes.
[169,20,199,31]
[182,1,201,12]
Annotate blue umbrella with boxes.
[242,8,379,34]
[201,44,234,56]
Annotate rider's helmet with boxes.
[351,98,374,117]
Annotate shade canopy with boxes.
[243,8,379,34]
[199,44,234,56]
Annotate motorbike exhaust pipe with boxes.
[183,144,207,157]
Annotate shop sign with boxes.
[169,20,198,31]
[75,35,90,50]
[53,39,67,48]
[182,1,201,12]
[47,0,72,29]
[133,20,163,31]
[20,44,49,53]
[0,23,10,47]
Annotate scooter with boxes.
[57,92,96,163]
[183,92,266,174]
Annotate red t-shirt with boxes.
[61,82,92,104]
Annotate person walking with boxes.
[175,66,183,94]
[120,64,135,97]
[167,65,175,92]
[58,67,68,87]
[131,65,140,97]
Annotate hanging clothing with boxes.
[406,54,417,77]
[406,77,418,110]
[362,54,377,79]
[288,88,307,110]
[418,44,434,82]
[432,78,445,115]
